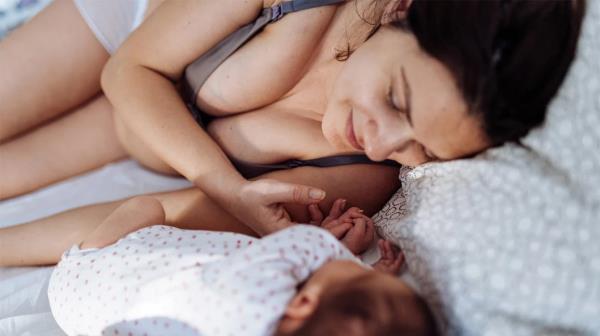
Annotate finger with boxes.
[386,240,399,259]
[349,207,365,218]
[377,239,386,255]
[328,222,353,239]
[269,206,294,234]
[396,250,405,265]
[388,240,400,253]
[339,207,362,222]
[365,218,375,242]
[322,219,340,230]
[327,199,346,220]
[382,240,394,260]
[308,204,323,225]
[386,240,396,260]
[381,240,392,260]
[392,254,405,270]
[262,180,326,205]
[322,199,346,225]
[351,217,366,237]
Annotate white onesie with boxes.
[48,225,361,336]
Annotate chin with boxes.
[321,125,342,150]
[321,114,338,147]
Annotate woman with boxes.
[0,0,584,266]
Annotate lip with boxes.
[345,111,363,150]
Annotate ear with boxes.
[276,290,321,335]
[284,290,320,320]
[381,0,413,25]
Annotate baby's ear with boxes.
[284,290,319,320]
[382,0,412,24]
[277,290,320,334]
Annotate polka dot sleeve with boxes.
[200,225,365,335]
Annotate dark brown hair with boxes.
[396,0,586,145]
[279,278,439,336]
[341,0,586,145]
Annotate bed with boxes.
[2,0,599,335]
[0,161,193,335]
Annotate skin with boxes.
[0,0,491,266]
[322,25,491,166]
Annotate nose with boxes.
[363,115,413,161]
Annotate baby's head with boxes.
[275,260,438,336]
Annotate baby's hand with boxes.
[373,239,404,275]
[308,199,375,254]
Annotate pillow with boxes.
[373,2,600,335]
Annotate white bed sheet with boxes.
[0,160,192,336]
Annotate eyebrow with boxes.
[400,66,413,127]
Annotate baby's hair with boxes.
[280,275,439,336]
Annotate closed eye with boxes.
[388,84,407,115]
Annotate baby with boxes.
[48,196,438,336]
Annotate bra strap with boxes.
[271,0,347,21]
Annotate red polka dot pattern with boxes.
[48,225,360,335]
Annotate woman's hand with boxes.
[231,179,327,235]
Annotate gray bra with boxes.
[182,0,399,179]
[183,0,346,104]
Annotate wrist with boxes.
[192,170,247,207]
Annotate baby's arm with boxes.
[79,196,165,249]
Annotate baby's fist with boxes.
[373,240,404,275]
[339,215,375,254]
[308,199,375,254]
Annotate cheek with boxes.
[321,102,346,148]
[388,146,429,167]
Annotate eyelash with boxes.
[388,86,438,161]
[423,148,437,161]
[388,86,404,114]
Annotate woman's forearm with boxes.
[99,0,325,234]
[101,61,246,203]
[100,0,269,209]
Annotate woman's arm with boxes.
[79,196,165,249]
[101,0,325,234]
[101,0,267,198]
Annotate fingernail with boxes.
[341,199,347,209]
[309,189,326,200]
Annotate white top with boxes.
[48,225,361,336]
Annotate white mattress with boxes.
[0,160,192,336]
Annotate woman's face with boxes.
[322,25,491,166]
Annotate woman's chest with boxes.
[195,6,353,163]
[194,1,345,116]
[206,104,341,164]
